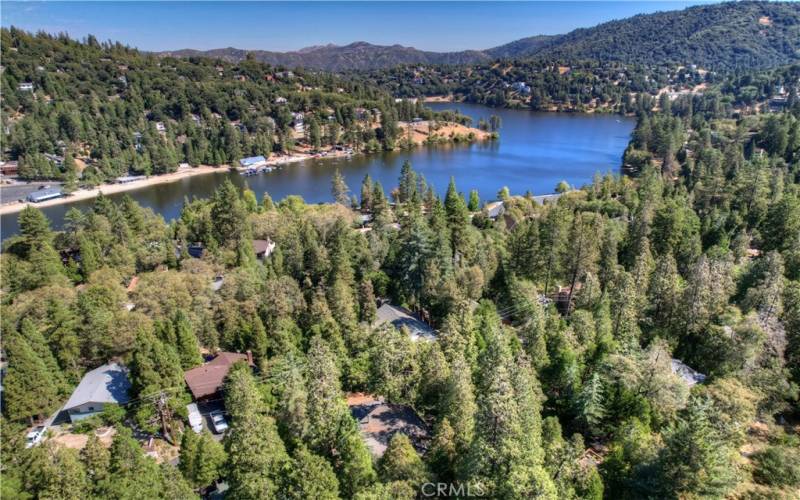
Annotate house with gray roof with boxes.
[484,201,505,220]
[63,362,131,422]
[374,303,436,341]
[346,393,430,457]
[670,358,706,387]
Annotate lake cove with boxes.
[0,104,634,238]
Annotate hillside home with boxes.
[184,351,254,401]
[347,393,430,457]
[374,303,436,341]
[291,112,304,133]
[63,362,131,422]
[18,82,34,91]
[252,238,276,260]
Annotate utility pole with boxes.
[155,391,174,444]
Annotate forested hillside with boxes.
[161,2,800,72]
[0,29,463,184]
[2,63,800,498]
[490,1,800,71]
[162,42,493,72]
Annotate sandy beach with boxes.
[0,122,488,216]
[423,95,456,103]
[0,164,227,216]
[0,151,353,215]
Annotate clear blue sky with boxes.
[2,1,722,52]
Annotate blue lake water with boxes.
[0,103,634,237]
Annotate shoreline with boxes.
[0,123,488,216]
[0,164,227,216]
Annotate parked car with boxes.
[187,403,203,433]
[25,426,46,448]
[209,410,228,434]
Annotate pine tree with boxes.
[3,333,61,422]
[398,160,417,204]
[358,278,377,323]
[33,445,90,500]
[379,433,428,486]
[284,445,340,499]
[18,206,52,249]
[103,428,167,499]
[62,151,79,194]
[226,413,289,498]
[467,189,480,211]
[360,174,373,212]
[210,179,248,247]
[180,431,226,492]
[444,177,470,260]
[331,168,351,205]
[81,434,110,494]
[659,397,737,498]
[336,418,378,497]
[173,311,202,369]
[576,372,606,435]
[647,254,681,331]
[223,365,265,422]
[440,352,476,454]
[427,418,457,481]
[306,336,346,455]
[743,251,785,321]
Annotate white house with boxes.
[155,122,166,133]
[239,155,268,169]
[18,82,34,92]
[63,362,131,422]
[291,112,304,133]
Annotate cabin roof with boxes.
[184,352,253,399]
[64,362,131,410]
[346,393,429,457]
[374,304,436,341]
[670,358,706,386]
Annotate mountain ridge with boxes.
[158,1,800,71]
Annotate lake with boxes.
[0,103,634,237]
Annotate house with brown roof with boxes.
[252,239,276,260]
[184,351,254,401]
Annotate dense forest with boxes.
[353,60,678,112]
[2,53,800,498]
[355,60,800,115]
[0,29,471,184]
[163,2,800,72]
[488,1,800,71]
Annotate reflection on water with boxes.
[0,103,634,238]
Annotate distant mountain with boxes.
[161,42,492,71]
[160,1,800,71]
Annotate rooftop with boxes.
[64,362,131,410]
[374,303,436,341]
[485,201,505,219]
[346,393,429,457]
[239,156,267,167]
[184,352,253,400]
[670,358,706,386]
